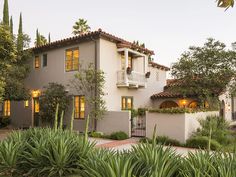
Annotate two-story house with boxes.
[2,29,169,136]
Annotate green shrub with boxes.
[139,136,181,146]
[195,116,232,146]
[156,136,181,146]
[110,131,128,140]
[186,136,221,150]
[90,131,103,138]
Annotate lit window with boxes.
[74,96,85,119]
[65,48,79,71]
[34,99,39,113]
[128,56,132,69]
[24,100,29,108]
[35,56,40,69]
[121,97,133,110]
[3,100,10,116]
[43,54,47,67]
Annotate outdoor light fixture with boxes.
[180,99,187,107]
[31,90,41,98]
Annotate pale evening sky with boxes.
[0,0,235,66]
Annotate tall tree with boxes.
[72,18,90,35]
[71,63,106,130]
[3,0,9,26]
[48,33,51,43]
[9,16,13,35]
[35,29,47,46]
[0,24,16,102]
[171,38,236,107]
[17,13,23,52]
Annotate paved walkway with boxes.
[93,137,196,156]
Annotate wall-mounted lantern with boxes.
[31,90,41,98]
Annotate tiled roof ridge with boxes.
[30,28,154,55]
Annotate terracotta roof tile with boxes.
[149,61,170,71]
[31,29,154,55]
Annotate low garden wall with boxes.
[146,111,219,143]
[97,111,131,137]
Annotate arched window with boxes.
[160,101,179,109]
[188,101,198,108]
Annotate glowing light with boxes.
[32,90,41,98]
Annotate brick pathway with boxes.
[96,138,139,148]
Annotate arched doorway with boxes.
[220,100,225,118]
[160,101,179,109]
[188,101,198,108]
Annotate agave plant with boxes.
[0,131,24,176]
[130,143,181,177]
[79,150,136,177]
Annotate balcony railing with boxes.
[117,70,146,87]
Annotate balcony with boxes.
[117,70,147,88]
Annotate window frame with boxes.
[121,96,133,110]
[34,56,40,69]
[74,95,85,119]
[65,48,79,72]
[42,54,47,67]
[3,100,10,117]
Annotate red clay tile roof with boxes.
[149,61,170,71]
[31,29,154,55]
[150,91,183,99]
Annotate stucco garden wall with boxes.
[97,111,131,137]
[146,111,219,143]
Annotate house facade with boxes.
[2,29,169,133]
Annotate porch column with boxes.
[124,49,129,84]
[143,56,146,74]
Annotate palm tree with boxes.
[217,0,234,9]
[72,18,91,35]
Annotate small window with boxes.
[121,96,133,110]
[3,100,10,116]
[34,99,40,113]
[74,96,85,119]
[24,100,29,108]
[65,48,79,72]
[35,56,40,69]
[43,54,47,67]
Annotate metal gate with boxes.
[131,115,146,137]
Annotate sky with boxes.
[0,0,236,67]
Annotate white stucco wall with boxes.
[146,111,219,143]
[96,111,131,137]
[99,39,167,111]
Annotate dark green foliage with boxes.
[156,136,181,146]
[39,83,70,126]
[0,117,11,127]
[35,29,47,46]
[16,13,23,52]
[186,136,221,150]
[72,18,90,35]
[137,108,147,116]
[149,107,217,114]
[110,131,128,140]
[139,136,181,146]
[195,116,232,145]
[3,0,9,26]
[90,131,103,138]
[9,16,13,35]
[171,38,236,107]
